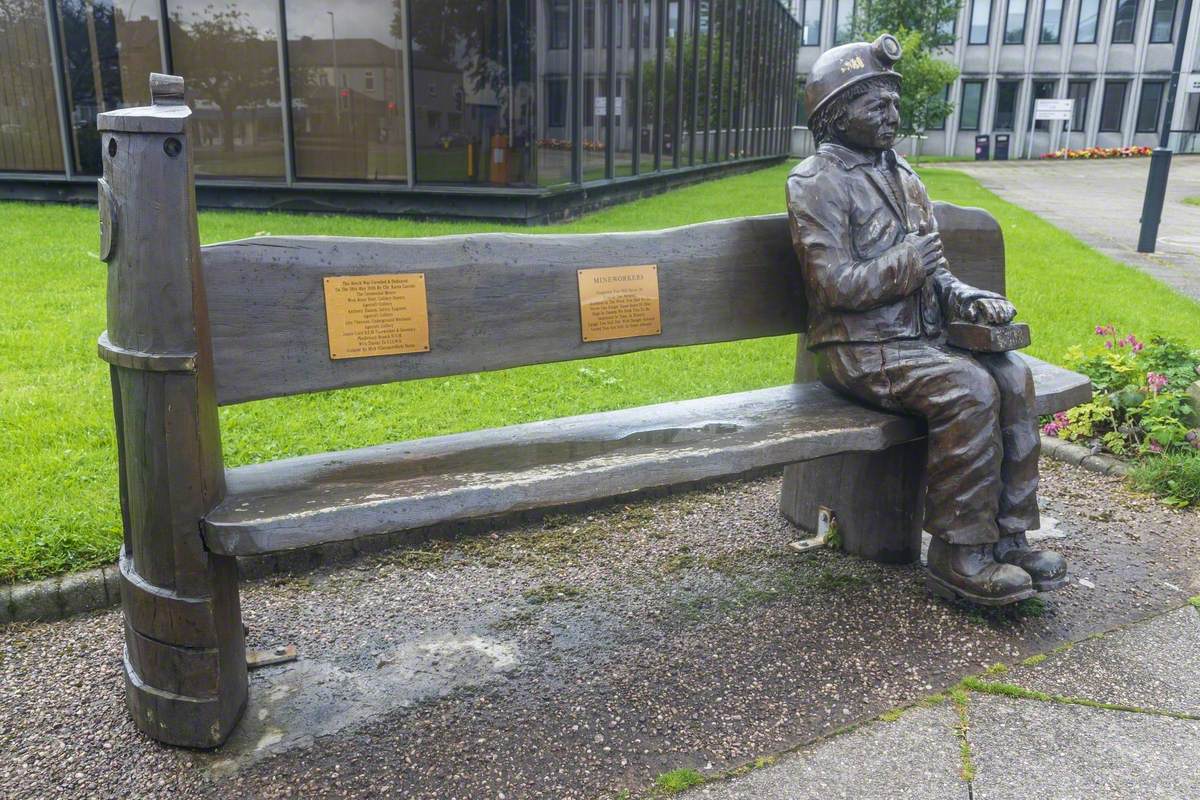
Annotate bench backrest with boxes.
[200,203,1004,406]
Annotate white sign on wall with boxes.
[1034,98,1074,121]
[593,97,625,117]
[1186,74,1200,93]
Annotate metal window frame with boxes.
[959,79,986,130]
[969,0,992,44]
[1075,0,1101,42]
[633,0,643,173]
[688,0,701,164]
[1067,79,1091,131]
[276,0,296,185]
[1098,79,1129,131]
[656,0,667,169]
[992,79,1021,130]
[1148,0,1177,41]
[574,0,585,182]
[42,0,75,177]
[801,0,821,45]
[607,0,618,177]
[1135,80,1167,131]
[1004,0,1028,43]
[1038,0,1064,42]
[1111,0,1139,42]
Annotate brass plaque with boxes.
[577,265,662,343]
[323,274,430,360]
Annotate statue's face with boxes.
[837,84,901,151]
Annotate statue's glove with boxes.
[965,297,1017,324]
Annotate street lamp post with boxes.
[1136,0,1194,253]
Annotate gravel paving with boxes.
[1,457,1197,799]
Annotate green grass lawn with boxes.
[3,163,1200,583]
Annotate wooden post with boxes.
[98,74,247,748]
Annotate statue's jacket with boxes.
[786,142,1002,348]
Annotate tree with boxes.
[850,0,962,154]
[852,0,962,50]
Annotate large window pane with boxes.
[537,0,573,185]
[167,0,285,178]
[833,0,854,45]
[1136,81,1165,132]
[960,80,984,130]
[994,80,1019,130]
[640,0,659,170]
[1004,0,1026,43]
[56,0,162,175]
[663,0,679,161]
[1112,0,1137,42]
[1039,0,1062,42]
[1030,79,1055,130]
[1149,0,1175,41]
[1067,80,1090,131]
[1076,0,1100,41]
[614,0,634,176]
[409,0,535,185]
[0,0,66,172]
[583,0,608,180]
[1099,80,1127,130]
[285,0,408,182]
[969,0,991,43]
[801,0,820,45]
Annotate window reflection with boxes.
[56,0,162,175]
[538,0,572,185]
[167,0,285,178]
[286,0,409,181]
[583,0,608,180]
[409,0,534,185]
[614,0,634,176]
[639,0,658,171]
[0,0,66,172]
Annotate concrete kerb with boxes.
[0,438,1132,625]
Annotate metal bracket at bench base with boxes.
[98,331,197,373]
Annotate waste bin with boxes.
[994,134,1010,160]
[974,135,990,161]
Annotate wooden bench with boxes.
[97,77,1091,748]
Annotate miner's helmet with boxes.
[804,34,903,121]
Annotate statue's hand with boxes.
[967,297,1017,325]
[904,230,944,277]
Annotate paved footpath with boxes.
[2,459,1198,799]
[689,603,1200,799]
[940,156,1200,302]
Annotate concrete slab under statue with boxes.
[97,72,1090,748]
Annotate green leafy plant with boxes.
[1049,326,1199,459]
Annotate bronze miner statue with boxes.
[786,34,1069,606]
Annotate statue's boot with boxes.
[926,539,1036,606]
[994,533,1068,592]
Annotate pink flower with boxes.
[1147,372,1168,393]
[1148,441,1164,454]
[1105,340,1113,349]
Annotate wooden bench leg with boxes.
[99,76,247,747]
[779,439,927,564]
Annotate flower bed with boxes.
[1042,326,1200,506]
[1040,146,1153,160]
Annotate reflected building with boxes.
[1,0,798,220]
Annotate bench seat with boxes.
[202,355,1089,557]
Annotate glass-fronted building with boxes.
[1,0,799,220]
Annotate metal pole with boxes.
[328,11,340,127]
[1137,0,1193,253]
